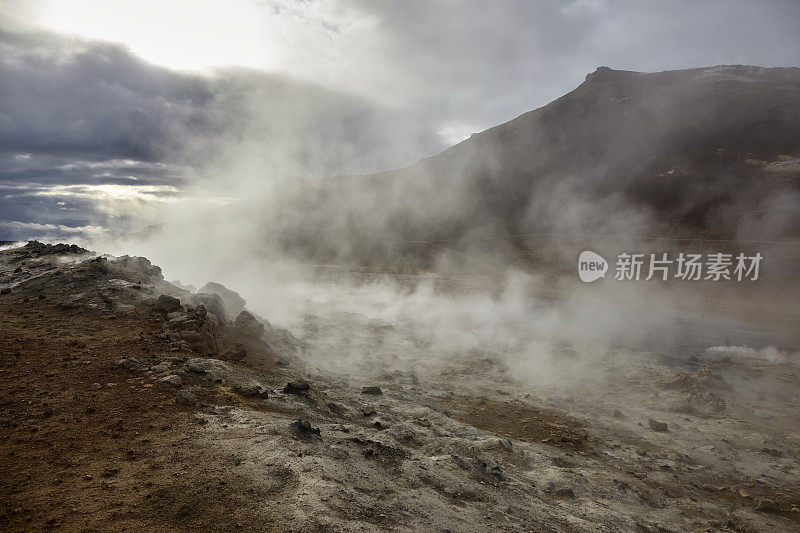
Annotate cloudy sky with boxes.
[1,0,799,240]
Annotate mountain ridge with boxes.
[132,65,800,274]
[257,64,800,269]
[322,64,800,185]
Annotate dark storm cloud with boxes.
[0,23,215,237]
[0,22,442,238]
[0,26,216,163]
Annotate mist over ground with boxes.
[3,2,800,531]
[85,64,800,384]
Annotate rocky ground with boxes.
[1,242,799,532]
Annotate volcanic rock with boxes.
[190,292,229,324]
[283,380,310,394]
[290,419,320,437]
[198,282,246,320]
[154,295,181,314]
[234,310,265,339]
[220,343,247,362]
[159,374,183,387]
[175,390,197,405]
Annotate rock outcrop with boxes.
[234,310,265,339]
[154,294,181,315]
[163,304,221,356]
[189,292,230,324]
[197,282,246,321]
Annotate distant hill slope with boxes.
[243,66,800,269]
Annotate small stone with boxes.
[361,386,383,395]
[648,418,668,432]
[290,419,320,437]
[545,482,575,498]
[90,383,101,390]
[159,374,183,387]
[175,390,197,405]
[613,409,624,419]
[0,288,10,295]
[755,498,781,513]
[118,357,141,371]
[283,380,310,394]
[232,383,262,397]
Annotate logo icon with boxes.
[578,250,607,282]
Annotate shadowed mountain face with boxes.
[148,65,787,276]
[263,65,800,269]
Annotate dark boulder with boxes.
[190,292,229,324]
[283,380,310,394]
[290,419,320,437]
[234,310,265,339]
[220,343,247,362]
[198,282,246,320]
[648,418,668,432]
[176,390,197,405]
[154,295,181,314]
[233,383,266,398]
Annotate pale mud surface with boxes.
[2,243,800,532]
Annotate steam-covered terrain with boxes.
[227,65,800,272]
[3,65,800,532]
[2,240,800,532]
[106,65,800,294]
